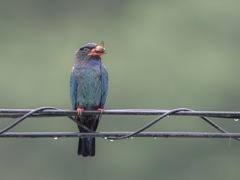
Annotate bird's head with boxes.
[75,41,106,60]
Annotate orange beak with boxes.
[88,41,106,57]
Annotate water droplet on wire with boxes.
[53,137,58,140]
[110,139,114,142]
[234,119,239,122]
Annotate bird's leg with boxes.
[97,108,104,113]
[77,107,84,116]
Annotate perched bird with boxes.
[70,42,108,157]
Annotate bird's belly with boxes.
[76,67,102,109]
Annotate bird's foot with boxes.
[77,107,84,116]
[97,108,104,113]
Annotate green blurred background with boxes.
[0,0,240,179]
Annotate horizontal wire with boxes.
[1,132,240,138]
[0,106,239,141]
[1,109,240,118]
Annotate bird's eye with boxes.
[80,47,89,52]
[82,48,90,53]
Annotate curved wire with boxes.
[105,108,191,140]
[0,106,93,135]
[0,107,57,135]
[105,108,240,141]
[0,107,239,142]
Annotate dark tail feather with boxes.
[88,137,95,156]
[78,138,87,157]
[77,115,99,157]
[78,137,95,157]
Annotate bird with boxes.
[70,41,108,157]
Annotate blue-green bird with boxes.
[70,42,108,157]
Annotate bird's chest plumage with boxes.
[74,61,102,109]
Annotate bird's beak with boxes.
[88,41,106,57]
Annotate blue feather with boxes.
[70,67,77,109]
[100,64,108,108]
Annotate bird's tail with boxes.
[77,115,99,157]
[78,136,95,157]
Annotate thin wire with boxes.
[0,107,57,135]
[1,132,240,138]
[106,108,192,140]
[1,109,240,118]
[0,106,92,135]
[200,116,227,133]
[67,116,93,133]
[0,107,239,141]
[106,108,240,141]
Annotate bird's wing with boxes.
[100,64,108,108]
[70,67,77,109]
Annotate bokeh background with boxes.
[0,0,240,179]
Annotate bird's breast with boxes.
[75,63,102,109]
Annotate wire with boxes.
[106,108,192,140]
[0,107,239,141]
[0,106,92,135]
[105,108,240,141]
[1,132,240,138]
[0,107,57,135]
[1,109,240,118]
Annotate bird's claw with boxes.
[97,108,104,113]
[77,108,84,116]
